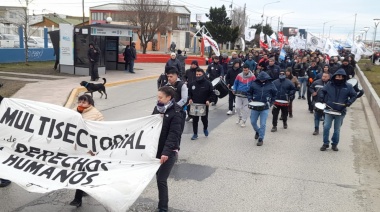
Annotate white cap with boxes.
[170,52,176,56]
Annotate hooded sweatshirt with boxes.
[247,71,277,109]
[233,71,256,93]
[319,68,357,113]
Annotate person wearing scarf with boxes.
[152,86,183,212]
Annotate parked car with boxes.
[0,34,20,48]
[27,36,53,48]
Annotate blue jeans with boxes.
[298,77,307,97]
[250,109,269,140]
[323,113,345,145]
[314,111,323,129]
[129,60,135,72]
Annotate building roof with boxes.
[90,3,190,15]
[0,6,25,11]
[31,16,89,26]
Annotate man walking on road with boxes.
[319,69,357,151]
[247,72,277,146]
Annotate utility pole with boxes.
[82,0,85,26]
[243,3,246,30]
[353,13,357,42]
[277,17,280,33]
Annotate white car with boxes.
[27,36,53,48]
[0,34,20,48]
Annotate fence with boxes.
[0,48,54,63]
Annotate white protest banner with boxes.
[244,27,256,41]
[203,34,220,56]
[307,32,325,51]
[0,98,163,212]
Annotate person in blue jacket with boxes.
[247,71,277,146]
[319,68,357,151]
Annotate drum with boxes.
[189,103,207,116]
[235,90,247,98]
[314,102,326,113]
[324,109,342,116]
[248,102,266,111]
[274,100,289,107]
[347,78,358,87]
[212,78,229,99]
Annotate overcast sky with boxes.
[3,0,380,40]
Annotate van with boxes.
[27,36,53,48]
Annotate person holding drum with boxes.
[206,56,224,106]
[306,60,322,113]
[188,69,214,140]
[247,71,277,146]
[184,60,202,122]
[271,70,296,132]
[225,60,243,115]
[309,72,330,135]
[319,69,357,151]
[285,68,299,118]
[233,64,256,127]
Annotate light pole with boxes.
[280,11,294,31]
[322,21,328,38]
[363,26,370,43]
[328,25,334,38]
[372,19,380,50]
[261,1,280,33]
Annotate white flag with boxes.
[245,27,257,41]
[270,33,277,41]
[307,32,325,51]
[202,34,220,56]
[323,38,339,56]
[266,35,272,49]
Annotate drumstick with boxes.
[332,102,346,106]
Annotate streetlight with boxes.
[363,26,370,42]
[322,21,328,38]
[328,25,334,38]
[261,1,280,33]
[372,19,380,50]
[280,11,294,31]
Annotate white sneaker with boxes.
[189,118,193,123]
[236,118,241,124]
[227,110,233,115]
[240,122,246,127]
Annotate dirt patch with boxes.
[0,79,32,98]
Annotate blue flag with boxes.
[279,48,286,60]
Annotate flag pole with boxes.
[353,13,357,42]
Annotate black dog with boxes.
[80,78,107,99]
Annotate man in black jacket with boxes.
[271,70,296,132]
[309,72,330,135]
[206,56,224,106]
[340,58,355,79]
[165,53,182,78]
[225,60,242,115]
[87,43,100,81]
[306,60,322,113]
[188,69,213,140]
[293,56,309,99]
[266,57,281,80]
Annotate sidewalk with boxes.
[11,63,167,106]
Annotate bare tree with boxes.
[231,6,246,36]
[121,0,173,54]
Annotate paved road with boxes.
[3,78,380,212]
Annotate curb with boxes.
[64,75,159,108]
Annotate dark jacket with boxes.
[225,67,242,87]
[176,54,187,76]
[227,58,242,70]
[309,78,329,101]
[123,47,133,62]
[87,46,100,63]
[293,62,309,77]
[165,59,182,77]
[157,73,168,89]
[153,103,182,158]
[184,67,201,84]
[328,62,340,74]
[247,72,277,109]
[188,77,213,104]
[306,65,322,86]
[340,64,355,79]
[131,45,137,60]
[272,78,296,101]
[206,62,224,81]
[319,69,357,113]
[244,59,257,71]
[266,64,281,80]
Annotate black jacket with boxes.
[184,67,201,84]
[293,62,309,77]
[306,65,322,86]
[206,62,224,81]
[188,78,213,104]
[340,64,355,78]
[247,71,277,109]
[225,67,242,86]
[123,47,133,61]
[319,69,357,113]
[272,78,296,101]
[309,78,329,101]
[266,64,281,80]
[153,103,183,158]
[165,59,182,77]
[87,47,100,63]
